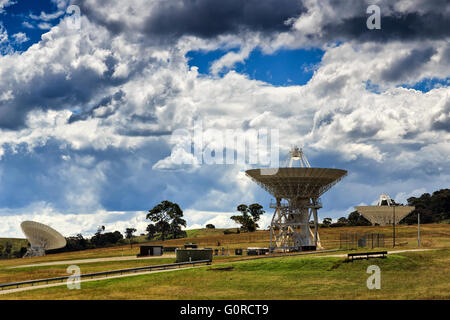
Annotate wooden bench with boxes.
[347,251,388,262]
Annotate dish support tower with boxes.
[270,147,322,252]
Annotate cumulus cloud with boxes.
[0,23,12,54]
[0,0,449,238]
[11,32,29,44]
[30,10,65,22]
[73,0,305,41]
[0,202,149,238]
[289,0,450,43]
[0,0,14,13]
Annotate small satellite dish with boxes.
[21,221,67,257]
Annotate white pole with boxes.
[418,213,421,247]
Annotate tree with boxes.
[402,189,450,224]
[90,230,123,248]
[125,228,137,248]
[206,224,215,229]
[322,217,332,227]
[146,224,157,240]
[4,242,12,258]
[231,203,265,232]
[97,225,105,235]
[147,201,187,241]
[125,228,137,239]
[337,217,349,224]
[348,211,371,226]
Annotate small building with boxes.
[137,245,163,257]
[176,248,213,263]
[184,243,198,249]
[247,247,270,256]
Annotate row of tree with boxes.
[49,201,188,254]
[0,243,27,259]
[321,188,450,227]
[320,211,371,228]
[402,189,450,224]
[13,189,450,257]
[147,189,449,236]
[51,227,133,253]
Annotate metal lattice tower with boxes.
[246,146,347,252]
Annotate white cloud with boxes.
[0,0,448,239]
[0,0,14,14]
[30,10,64,22]
[12,32,29,44]
[22,21,35,29]
[37,22,53,30]
[0,202,149,238]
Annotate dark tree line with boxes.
[49,228,126,254]
[401,189,450,224]
[322,188,450,227]
[0,242,27,259]
[320,211,371,228]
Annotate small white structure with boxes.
[21,221,67,257]
[377,193,394,206]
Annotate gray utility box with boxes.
[176,248,213,263]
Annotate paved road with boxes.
[8,254,176,269]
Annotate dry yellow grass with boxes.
[1,223,449,287]
[3,249,450,300]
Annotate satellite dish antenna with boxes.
[246,146,347,252]
[355,193,415,226]
[21,221,67,257]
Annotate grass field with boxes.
[1,223,450,300]
[2,248,450,300]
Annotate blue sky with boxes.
[187,48,324,86]
[1,0,61,51]
[0,0,449,238]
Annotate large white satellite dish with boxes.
[21,221,67,257]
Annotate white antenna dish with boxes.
[356,193,415,226]
[21,221,67,257]
[247,146,347,252]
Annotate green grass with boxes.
[0,257,177,284]
[2,249,450,300]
